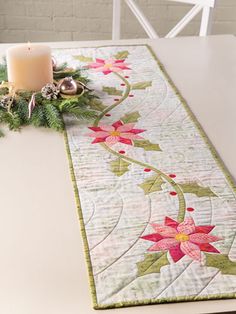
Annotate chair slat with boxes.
[168,0,215,8]
[112,0,216,39]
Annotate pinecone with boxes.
[41,83,59,100]
[0,95,13,108]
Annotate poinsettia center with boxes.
[104,63,113,68]
[175,233,189,242]
[110,130,120,136]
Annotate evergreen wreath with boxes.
[0,60,99,137]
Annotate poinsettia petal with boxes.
[103,70,112,75]
[110,66,123,72]
[195,226,215,234]
[105,136,119,145]
[165,217,179,229]
[112,120,123,129]
[198,243,220,253]
[129,128,146,134]
[119,137,132,145]
[169,244,185,262]
[88,131,109,138]
[99,125,114,132]
[105,58,115,64]
[88,63,103,69]
[95,58,105,64]
[92,138,106,144]
[141,233,163,242]
[120,133,143,140]
[94,67,107,72]
[150,223,177,238]
[117,123,135,132]
[148,238,178,251]
[115,63,130,69]
[189,233,221,244]
[177,217,195,235]
[88,126,102,132]
[180,241,201,261]
[114,59,125,64]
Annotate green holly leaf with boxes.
[102,86,123,96]
[88,99,107,112]
[131,81,152,90]
[133,139,161,151]
[114,51,129,59]
[73,55,93,62]
[121,111,141,124]
[137,253,169,276]
[110,158,131,177]
[139,175,164,195]
[205,254,236,275]
[179,182,217,197]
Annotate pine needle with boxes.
[0,63,7,81]
[44,103,64,131]
[29,105,48,127]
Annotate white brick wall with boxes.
[0,0,235,43]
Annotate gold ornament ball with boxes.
[76,83,84,95]
[58,77,78,95]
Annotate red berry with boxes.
[119,150,125,154]
[170,191,177,196]
[125,76,129,78]
[169,174,176,178]
[105,113,111,117]
[144,168,151,172]
[187,207,195,212]
[129,94,134,97]
[121,83,125,86]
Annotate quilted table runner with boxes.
[54,45,236,309]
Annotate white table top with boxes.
[0,35,235,314]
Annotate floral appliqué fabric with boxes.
[56,45,236,309]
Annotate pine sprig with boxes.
[15,98,30,124]
[29,105,48,128]
[53,65,88,83]
[44,103,64,132]
[0,62,7,82]
[0,111,21,131]
[59,100,97,120]
[0,60,99,136]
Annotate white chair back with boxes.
[112,0,216,40]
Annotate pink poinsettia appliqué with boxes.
[88,120,145,146]
[141,217,221,262]
[88,58,130,75]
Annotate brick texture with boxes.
[0,0,235,43]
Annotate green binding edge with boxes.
[63,130,98,308]
[63,44,236,310]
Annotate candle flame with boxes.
[27,41,31,51]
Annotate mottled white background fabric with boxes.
[54,45,236,308]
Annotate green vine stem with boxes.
[93,72,186,222]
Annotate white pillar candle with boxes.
[6,43,53,92]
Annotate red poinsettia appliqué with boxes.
[88,58,130,75]
[88,120,145,146]
[141,217,221,262]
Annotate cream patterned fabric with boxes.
[54,45,236,309]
